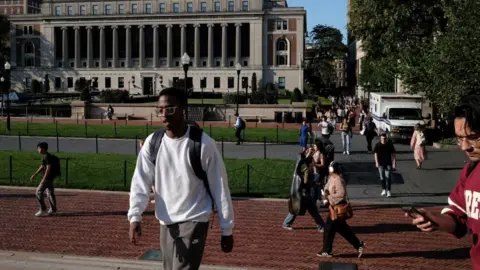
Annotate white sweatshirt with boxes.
[127,127,235,236]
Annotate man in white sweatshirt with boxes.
[127,87,235,270]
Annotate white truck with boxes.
[369,92,425,141]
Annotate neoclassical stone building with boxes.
[9,0,306,94]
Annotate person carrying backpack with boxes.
[30,142,60,217]
[128,87,234,270]
[233,113,245,145]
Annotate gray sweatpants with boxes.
[160,221,209,270]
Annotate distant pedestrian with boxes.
[410,123,428,169]
[299,119,311,153]
[30,142,61,217]
[318,161,364,258]
[363,115,378,153]
[374,133,397,197]
[340,117,352,155]
[318,116,334,139]
[233,113,246,145]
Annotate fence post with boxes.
[276,125,279,144]
[65,158,69,185]
[84,121,87,137]
[263,136,266,160]
[246,164,250,196]
[114,122,117,137]
[209,124,212,136]
[76,113,79,124]
[123,160,127,187]
[135,135,138,155]
[53,114,55,124]
[255,116,258,128]
[18,133,21,151]
[150,113,153,126]
[26,120,29,135]
[101,114,103,124]
[228,115,231,127]
[95,134,99,154]
[146,124,149,137]
[125,113,127,125]
[9,155,12,184]
[55,121,58,134]
[221,137,224,159]
[56,133,59,152]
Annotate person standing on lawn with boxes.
[30,142,60,217]
[128,87,234,270]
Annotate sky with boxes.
[287,0,348,42]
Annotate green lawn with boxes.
[0,122,301,143]
[0,151,294,198]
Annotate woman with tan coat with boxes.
[318,161,365,258]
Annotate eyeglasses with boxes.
[457,134,480,146]
[155,106,178,116]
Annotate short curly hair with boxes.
[454,94,480,133]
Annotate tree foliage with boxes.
[304,25,347,94]
[348,0,480,114]
[0,15,11,60]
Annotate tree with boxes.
[0,16,11,60]
[358,57,396,93]
[43,74,50,93]
[304,25,347,94]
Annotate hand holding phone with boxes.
[402,206,425,219]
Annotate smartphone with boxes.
[401,206,424,219]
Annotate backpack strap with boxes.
[188,126,215,212]
[467,161,478,177]
[149,128,165,166]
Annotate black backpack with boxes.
[238,118,246,129]
[49,154,61,178]
[149,125,215,213]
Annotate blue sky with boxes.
[287,0,348,42]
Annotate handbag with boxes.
[329,200,353,221]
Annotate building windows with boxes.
[67,77,73,88]
[131,3,137,13]
[214,1,220,12]
[214,77,221,88]
[227,77,234,88]
[118,4,124,14]
[228,0,234,11]
[145,3,151,13]
[278,77,285,89]
[187,2,192,12]
[80,5,85,15]
[276,20,287,30]
[105,4,111,14]
[105,77,111,88]
[276,38,288,66]
[200,2,206,12]
[23,25,33,35]
[118,77,124,88]
[172,3,179,12]
[54,6,60,15]
[200,77,207,88]
[54,77,61,89]
[159,3,165,13]
[242,0,248,11]
[16,7,19,14]
[67,6,72,15]
[92,5,98,15]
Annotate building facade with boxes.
[1,0,40,16]
[9,0,306,94]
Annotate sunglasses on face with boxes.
[457,133,480,147]
[155,106,179,116]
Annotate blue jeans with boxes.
[378,165,392,191]
[341,131,351,152]
[283,196,325,229]
[311,173,323,202]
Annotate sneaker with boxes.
[317,252,333,258]
[357,241,365,258]
[381,190,387,196]
[47,209,56,215]
[282,225,293,231]
[387,191,392,197]
[35,210,48,217]
[346,151,350,155]
[343,151,346,154]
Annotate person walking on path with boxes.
[374,133,396,197]
[283,156,325,232]
[318,116,334,139]
[363,115,378,153]
[410,123,428,169]
[407,94,480,269]
[30,142,60,217]
[128,87,235,270]
[340,117,352,155]
[233,113,246,145]
[299,119,311,153]
[318,161,365,258]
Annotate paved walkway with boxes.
[0,187,472,270]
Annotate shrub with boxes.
[279,89,291,98]
[223,92,247,104]
[250,92,278,104]
[290,88,304,103]
[100,90,130,103]
[74,78,88,92]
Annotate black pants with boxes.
[36,178,57,211]
[235,128,243,144]
[366,135,374,151]
[323,214,361,254]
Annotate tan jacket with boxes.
[324,174,347,205]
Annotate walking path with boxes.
[0,187,472,270]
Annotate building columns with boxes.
[61,26,68,68]
[86,26,92,68]
[235,23,242,65]
[221,23,227,67]
[125,25,131,68]
[139,25,145,68]
[153,25,159,68]
[112,26,118,68]
[194,24,200,67]
[99,26,105,68]
[180,24,187,56]
[74,26,80,68]
[207,24,214,68]
[166,24,172,67]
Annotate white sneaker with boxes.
[347,151,350,155]
[381,190,387,196]
[35,210,48,217]
[343,151,346,154]
[387,191,392,197]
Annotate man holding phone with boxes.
[406,95,480,269]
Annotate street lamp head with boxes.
[236,63,242,71]
[4,61,10,70]
[0,77,4,82]
[181,53,190,66]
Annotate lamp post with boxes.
[181,52,190,120]
[235,63,241,113]
[0,77,4,118]
[4,61,11,132]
